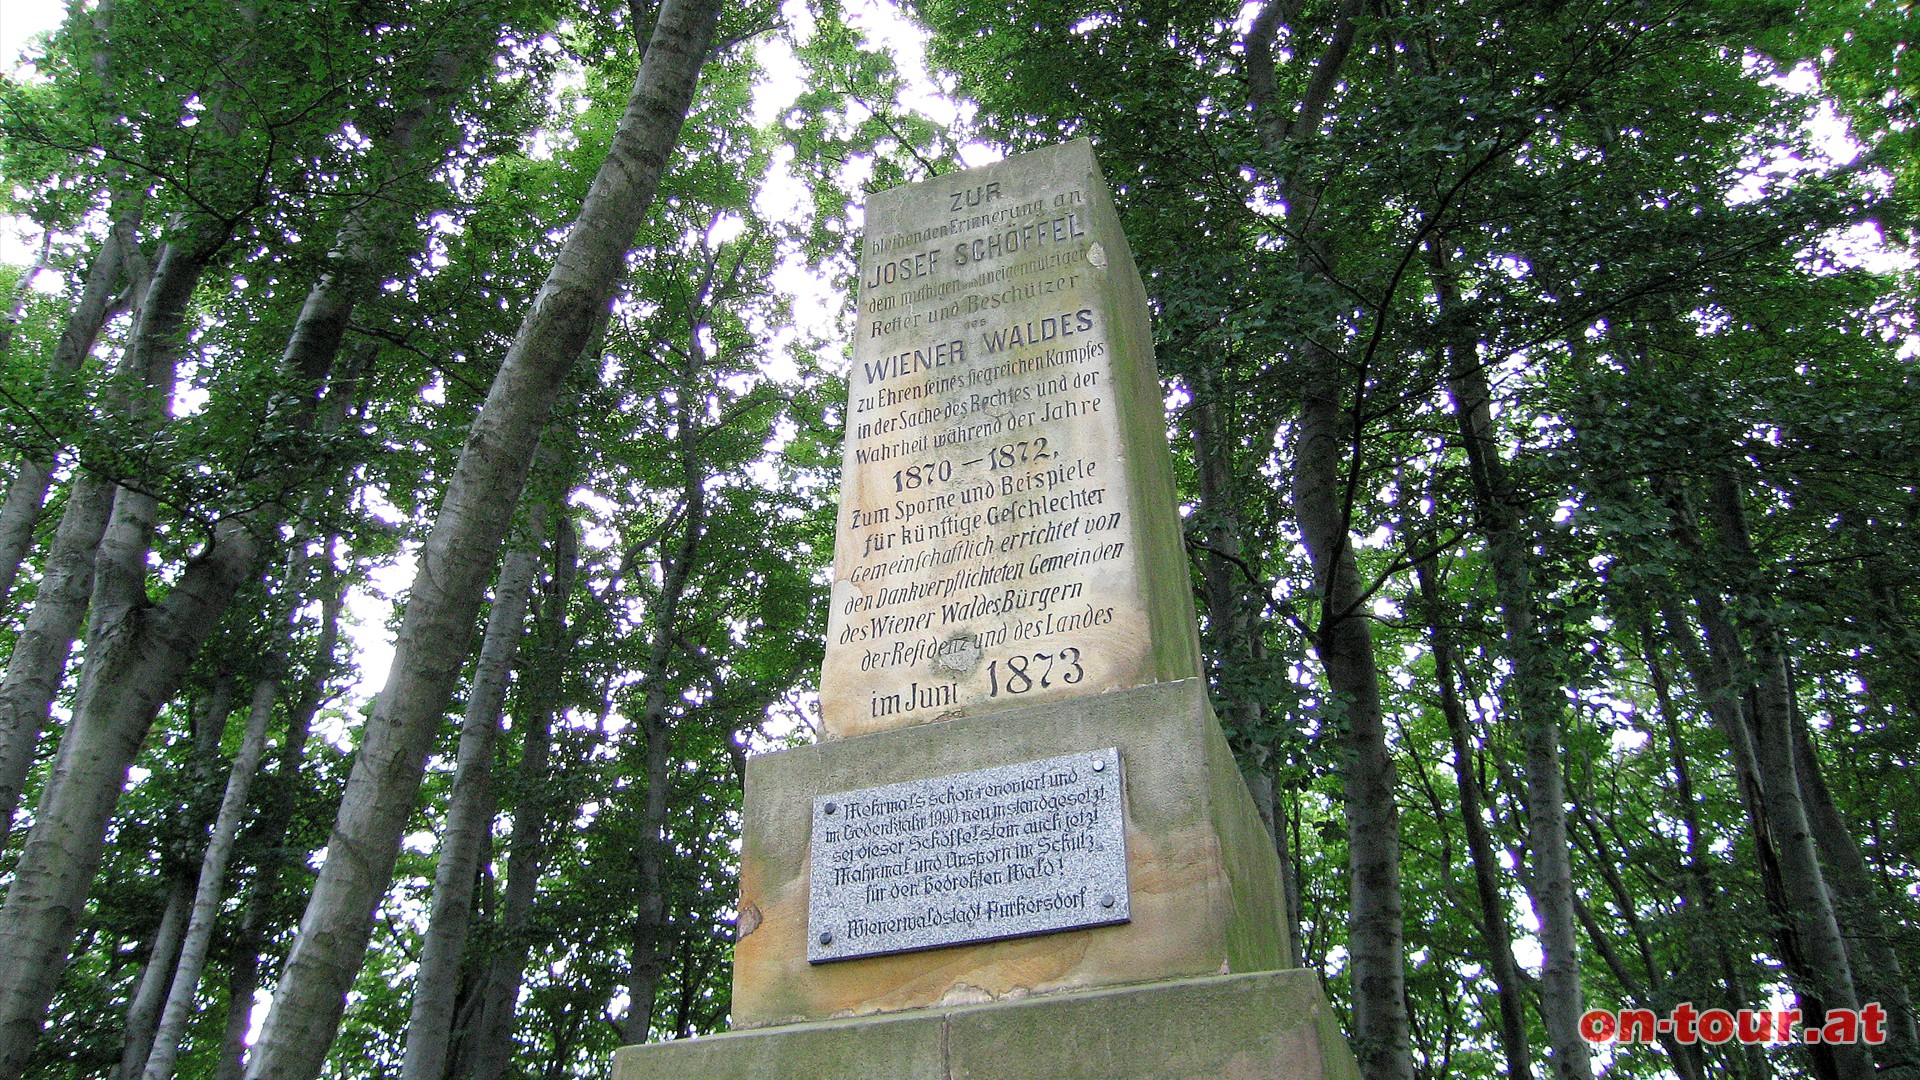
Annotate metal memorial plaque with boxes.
[807,747,1129,963]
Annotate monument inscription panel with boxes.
[820,140,1201,738]
[807,748,1129,964]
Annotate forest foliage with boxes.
[0,0,1914,1078]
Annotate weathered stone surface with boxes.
[611,1007,946,1080]
[821,139,1202,738]
[733,679,1291,1029]
[808,748,1131,963]
[613,970,1360,1080]
[945,968,1361,1080]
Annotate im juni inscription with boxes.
[807,748,1130,963]
[821,140,1196,738]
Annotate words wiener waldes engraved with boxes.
[807,748,1129,963]
[820,144,1163,737]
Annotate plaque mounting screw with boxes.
[819,932,834,946]
[1101,894,1116,909]
[1092,759,1106,772]
[824,802,837,815]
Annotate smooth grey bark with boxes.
[1791,705,1920,1077]
[0,194,150,842]
[459,516,577,1080]
[0,215,245,1079]
[0,3,145,609]
[1702,472,1874,1078]
[0,473,115,844]
[1244,4,1412,1076]
[1413,556,1532,1080]
[109,874,191,1080]
[138,677,278,1080]
[0,505,263,1079]
[1435,270,1591,1080]
[0,203,141,602]
[244,4,723,1074]
[1660,476,1849,1080]
[212,580,343,1080]
[399,511,546,1080]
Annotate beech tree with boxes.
[0,0,1912,1078]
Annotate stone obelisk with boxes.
[615,140,1358,1080]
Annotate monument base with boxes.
[611,969,1359,1080]
[731,678,1293,1027]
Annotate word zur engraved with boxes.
[807,748,1129,963]
[821,144,1192,738]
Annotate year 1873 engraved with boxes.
[807,748,1129,963]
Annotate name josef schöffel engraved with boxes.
[807,748,1129,962]
[830,167,1137,727]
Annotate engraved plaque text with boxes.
[807,748,1129,963]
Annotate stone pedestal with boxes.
[612,969,1359,1080]
[731,679,1288,1027]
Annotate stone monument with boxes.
[614,140,1358,1079]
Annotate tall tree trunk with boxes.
[624,704,674,1046]
[1294,341,1411,1080]
[104,666,243,1080]
[624,398,709,1045]
[460,515,577,1080]
[244,6,723,1074]
[400,503,547,1080]
[211,577,343,1080]
[1244,4,1412,1075]
[0,473,116,844]
[1658,588,1817,1060]
[1659,477,1846,1080]
[0,217,244,1078]
[0,193,155,843]
[139,677,278,1080]
[1701,472,1873,1078]
[0,200,140,609]
[110,873,192,1080]
[1790,702,1919,1078]
[1435,261,1591,1080]
[1413,555,1533,1080]
[1184,354,1303,966]
[1637,615,1750,1080]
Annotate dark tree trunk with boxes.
[1414,555,1533,1080]
[211,579,342,1080]
[1701,472,1873,1078]
[1436,267,1590,1080]
[1790,702,1920,1078]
